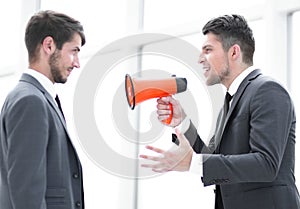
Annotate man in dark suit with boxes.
[0,10,86,209]
[140,14,300,209]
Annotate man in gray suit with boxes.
[140,15,300,208]
[0,10,86,209]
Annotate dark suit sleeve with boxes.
[202,80,295,186]
[182,121,215,154]
[6,95,48,209]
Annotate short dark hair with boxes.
[202,14,255,65]
[25,10,86,63]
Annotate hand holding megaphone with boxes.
[156,96,187,127]
[125,74,187,125]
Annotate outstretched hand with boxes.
[140,129,193,173]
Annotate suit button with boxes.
[75,201,81,207]
[73,173,79,179]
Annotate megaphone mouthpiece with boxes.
[125,74,135,110]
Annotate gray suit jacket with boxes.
[0,74,84,209]
[185,69,300,209]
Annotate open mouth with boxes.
[67,68,73,74]
[203,66,210,77]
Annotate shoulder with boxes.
[11,80,45,99]
[249,74,294,111]
[253,75,289,96]
[3,82,47,113]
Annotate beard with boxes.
[206,60,230,86]
[219,67,230,82]
[49,49,67,84]
[206,74,221,86]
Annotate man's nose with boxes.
[73,56,80,68]
[198,54,205,64]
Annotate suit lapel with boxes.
[20,74,69,136]
[20,73,82,167]
[45,93,67,127]
[220,69,262,138]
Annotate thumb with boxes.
[168,96,179,106]
[174,128,188,146]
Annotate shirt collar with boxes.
[228,65,256,96]
[24,69,57,101]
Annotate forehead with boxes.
[62,33,82,49]
[202,33,222,49]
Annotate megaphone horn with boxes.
[125,74,187,124]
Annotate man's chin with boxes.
[206,78,221,86]
[55,77,68,84]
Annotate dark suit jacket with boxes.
[185,69,300,209]
[0,74,84,209]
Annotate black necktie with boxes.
[223,92,232,116]
[214,92,233,152]
[55,94,65,120]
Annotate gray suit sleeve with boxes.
[6,95,48,209]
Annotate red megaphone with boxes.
[125,74,187,124]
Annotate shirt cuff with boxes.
[189,152,203,176]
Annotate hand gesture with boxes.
[140,129,193,172]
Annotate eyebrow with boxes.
[202,44,212,50]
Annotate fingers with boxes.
[157,96,172,104]
[139,146,170,172]
[157,96,185,127]
[140,129,193,173]
[157,95,178,103]
[156,100,172,114]
[144,145,165,154]
[140,162,169,173]
[157,96,178,108]
[157,97,173,124]
[156,108,171,117]
[139,154,162,162]
[156,103,172,124]
[140,155,172,173]
[139,145,165,163]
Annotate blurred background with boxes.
[0,0,299,208]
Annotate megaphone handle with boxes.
[162,103,173,125]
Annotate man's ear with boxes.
[229,44,241,61]
[41,36,56,55]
